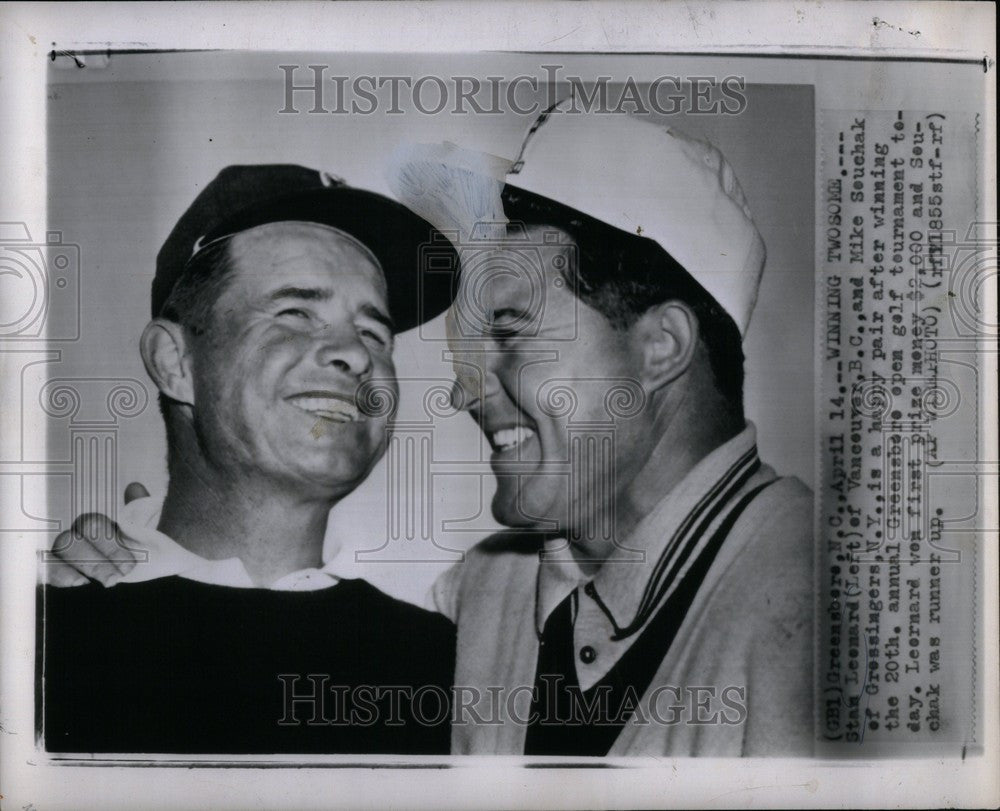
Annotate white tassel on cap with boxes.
[386,141,513,245]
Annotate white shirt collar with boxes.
[114,496,346,591]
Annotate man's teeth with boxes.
[293,397,360,422]
[490,426,535,451]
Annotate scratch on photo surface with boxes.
[872,17,921,38]
[711,778,819,801]
[540,26,582,47]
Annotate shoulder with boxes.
[40,579,165,615]
[467,530,546,560]
[338,578,455,639]
[430,531,543,622]
[700,477,815,751]
[334,579,456,686]
[338,577,454,627]
[738,475,814,573]
[708,475,815,635]
[751,475,813,525]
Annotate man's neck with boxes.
[158,453,334,588]
[568,391,743,571]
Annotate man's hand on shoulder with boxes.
[42,482,150,587]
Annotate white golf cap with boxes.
[507,103,766,336]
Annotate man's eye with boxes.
[277,308,310,319]
[359,328,389,348]
[489,323,520,343]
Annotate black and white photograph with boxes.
[1,2,996,809]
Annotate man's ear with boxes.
[140,319,195,406]
[633,300,699,393]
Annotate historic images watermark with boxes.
[278,65,748,116]
[278,677,748,728]
[0,222,80,341]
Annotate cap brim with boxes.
[204,186,458,334]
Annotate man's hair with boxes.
[158,239,236,336]
[502,185,745,421]
[155,239,236,421]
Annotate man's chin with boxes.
[490,485,560,533]
[289,441,382,490]
[291,464,373,499]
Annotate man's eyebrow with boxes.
[360,303,396,334]
[489,307,535,327]
[266,287,395,332]
[268,286,333,302]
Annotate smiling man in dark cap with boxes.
[40,165,458,755]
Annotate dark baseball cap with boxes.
[154,164,458,332]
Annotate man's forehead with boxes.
[213,222,390,316]
[447,223,581,343]
[230,221,382,268]
[495,223,574,257]
[467,225,574,294]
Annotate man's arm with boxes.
[42,482,150,586]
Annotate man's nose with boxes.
[450,376,471,412]
[450,360,500,412]
[315,327,372,378]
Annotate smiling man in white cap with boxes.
[427,105,814,757]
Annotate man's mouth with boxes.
[486,424,537,453]
[287,391,361,423]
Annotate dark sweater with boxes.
[39,577,455,755]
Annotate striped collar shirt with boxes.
[534,422,774,691]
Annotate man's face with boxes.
[448,225,650,539]
[187,221,397,498]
